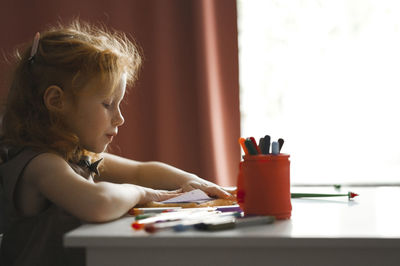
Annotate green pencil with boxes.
[291,192,358,199]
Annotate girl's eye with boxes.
[102,102,111,109]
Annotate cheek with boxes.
[87,109,109,129]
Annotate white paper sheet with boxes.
[161,189,213,203]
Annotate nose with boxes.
[112,107,125,127]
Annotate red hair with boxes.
[1,19,142,162]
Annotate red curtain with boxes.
[0,0,240,186]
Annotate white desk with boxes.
[64,186,400,266]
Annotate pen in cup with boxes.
[238,137,249,156]
[249,137,261,154]
[244,138,258,155]
[271,141,279,155]
[278,138,284,152]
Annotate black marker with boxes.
[263,135,271,154]
[278,138,284,152]
[244,138,258,155]
[259,137,265,154]
[195,215,275,231]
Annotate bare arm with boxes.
[98,153,235,199]
[24,153,182,222]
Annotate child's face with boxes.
[63,74,127,153]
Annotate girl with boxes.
[0,20,234,266]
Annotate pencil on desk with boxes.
[128,207,182,215]
[195,215,275,231]
[291,192,359,200]
[139,211,243,233]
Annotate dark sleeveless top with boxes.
[0,146,91,266]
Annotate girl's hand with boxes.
[222,186,237,196]
[181,181,236,200]
[137,186,183,205]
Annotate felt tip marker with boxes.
[238,137,249,156]
[291,192,359,200]
[259,137,265,154]
[145,220,184,233]
[249,137,261,154]
[174,211,243,232]
[145,211,243,233]
[128,207,182,215]
[235,215,275,228]
[194,216,236,231]
[216,205,242,213]
[244,138,258,155]
[195,215,275,231]
[271,141,279,155]
[278,138,284,152]
[131,210,201,228]
[135,213,160,220]
[263,135,271,154]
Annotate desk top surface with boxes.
[64,186,400,248]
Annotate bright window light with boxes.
[237,0,400,184]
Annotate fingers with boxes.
[141,183,235,206]
[181,181,200,192]
[183,181,235,200]
[222,186,237,196]
[182,181,201,191]
[152,189,183,202]
[205,185,235,199]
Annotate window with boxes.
[237,0,400,184]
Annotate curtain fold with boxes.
[0,0,241,186]
[193,0,241,185]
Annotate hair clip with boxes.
[28,32,40,63]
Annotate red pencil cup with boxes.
[237,154,292,219]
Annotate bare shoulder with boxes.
[25,152,73,175]
[20,152,106,220]
[22,153,74,186]
[16,152,77,216]
[23,152,90,189]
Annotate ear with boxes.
[43,85,65,111]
